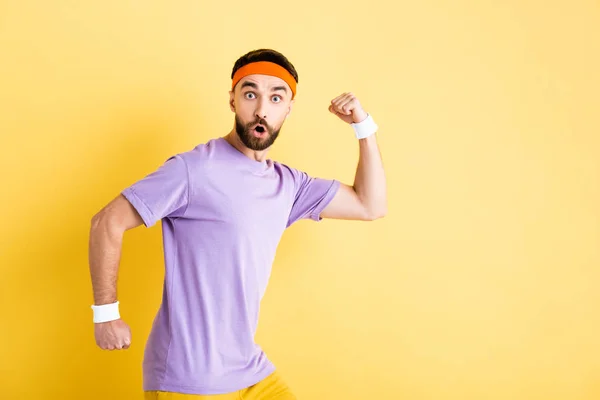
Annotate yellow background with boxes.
[1,1,599,399]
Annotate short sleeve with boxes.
[121,154,189,228]
[286,168,341,228]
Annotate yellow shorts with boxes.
[144,370,297,400]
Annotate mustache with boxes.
[247,118,271,130]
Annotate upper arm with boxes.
[320,183,372,221]
[118,154,189,228]
[92,194,145,232]
[285,167,341,227]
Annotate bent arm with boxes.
[321,134,387,221]
[89,194,144,305]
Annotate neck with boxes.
[224,130,270,162]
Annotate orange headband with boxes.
[231,61,297,99]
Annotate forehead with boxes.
[239,74,289,90]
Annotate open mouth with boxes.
[252,124,267,138]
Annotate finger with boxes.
[328,104,343,116]
[338,96,356,115]
[331,92,348,105]
[334,93,355,114]
[335,100,353,115]
[331,93,349,109]
[336,92,354,104]
[332,93,349,108]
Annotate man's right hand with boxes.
[94,319,132,350]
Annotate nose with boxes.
[255,98,267,121]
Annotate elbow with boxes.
[365,207,387,221]
[90,209,124,238]
[91,212,102,229]
[91,209,110,229]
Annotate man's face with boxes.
[230,74,294,151]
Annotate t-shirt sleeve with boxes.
[121,154,189,228]
[286,167,341,228]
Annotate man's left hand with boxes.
[329,92,368,124]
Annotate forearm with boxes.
[89,216,123,305]
[353,134,387,218]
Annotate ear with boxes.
[229,90,235,112]
[285,99,294,119]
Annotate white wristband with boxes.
[351,113,378,139]
[91,301,120,323]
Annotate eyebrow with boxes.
[240,81,288,95]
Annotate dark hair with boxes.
[231,49,298,83]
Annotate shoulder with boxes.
[175,138,223,170]
[178,139,215,161]
[272,160,307,184]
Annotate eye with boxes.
[272,95,282,103]
[245,92,256,99]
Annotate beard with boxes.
[235,115,281,151]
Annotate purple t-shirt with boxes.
[121,137,340,395]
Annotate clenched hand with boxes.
[94,319,132,350]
